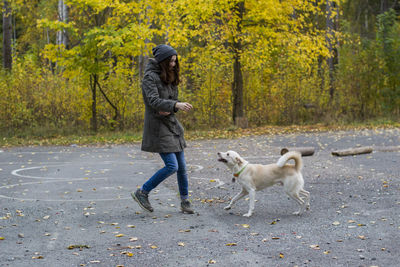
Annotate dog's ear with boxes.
[235,157,242,164]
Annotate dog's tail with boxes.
[276,151,303,172]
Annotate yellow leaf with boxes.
[241,224,250,228]
[127,225,136,228]
[150,245,158,249]
[115,234,124,237]
[0,237,4,240]
[279,253,284,258]
[208,260,216,264]
[225,243,237,246]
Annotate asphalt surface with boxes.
[0,128,399,267]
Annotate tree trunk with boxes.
[232,1,247,128]
[332,147,373,156]
[280,147,315,157]
[57,0,69,48]
[90,74,98,132]
[326,0,336,100]
[2,0,12,70]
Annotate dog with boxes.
[217,150,310,217]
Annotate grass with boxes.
[0,120,399,148]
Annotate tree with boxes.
[2,0,12,69]
[57,0,69,48]
[38,0,158,131]
[325,0,337,100]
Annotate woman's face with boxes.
[169,55,177,70]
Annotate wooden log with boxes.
[331,146,373,157]
[280,147,315,157]
[372,146,400,152]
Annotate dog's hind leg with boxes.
[224,188,248,211]
[286,191,305,215]
[299,189,310,210]
[243,188,256,217]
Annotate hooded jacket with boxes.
[141,58,186,153]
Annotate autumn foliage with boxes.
[0,0,399,135]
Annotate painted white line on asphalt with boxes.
[47,232,59,250]
[191,176,226,189]
[0,178,129,202]
[11,166,109,180]
[188,164,203,171]
[3,161,203,202]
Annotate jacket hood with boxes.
[144,58,161,75]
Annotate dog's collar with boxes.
[233,163,248,177]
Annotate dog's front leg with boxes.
[243,188,256,217]
[224,188,248,210]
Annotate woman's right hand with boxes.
[175,102,193,112]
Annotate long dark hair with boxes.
[159,56,180,86]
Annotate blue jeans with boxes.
[142,151,189,199]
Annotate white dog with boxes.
[217,150,310,217]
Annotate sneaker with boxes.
[181,200,194,214]
[131,189,153,212]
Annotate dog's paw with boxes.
[242,213,252,217]
[224,206,232,210]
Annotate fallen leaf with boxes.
[68,245,90,250]
[225,243,237,246]
[241,224,250,228]
[208,260,216,264]
[279,253,284,258]
[178,242,185,247]
[127,225,136,228]
[115,234,124,237]
[332,221,340,226]
[310,244,320,250]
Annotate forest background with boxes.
[0,0,399,143]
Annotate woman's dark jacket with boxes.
[141,58,186,153]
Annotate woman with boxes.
[132,44,194,214]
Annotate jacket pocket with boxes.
[159,116,183,136]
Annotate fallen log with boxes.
[331,146,373,157]
[372,146,400,152]
[280,147,315,157]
